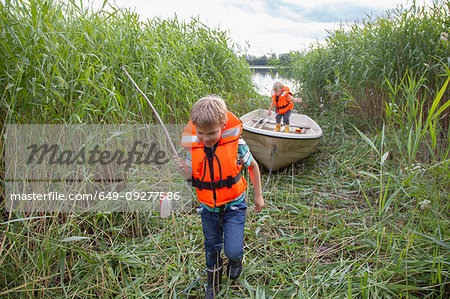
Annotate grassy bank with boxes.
[0,0,449,298]
[1,115,447,298]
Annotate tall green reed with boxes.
[281,4,450,292]
[0,0,256,127]
[1,1,448,298]
[0,0,258,297]
[283,0,449,129]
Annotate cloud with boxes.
[255,0,375,23]
[260,0,306,15]
[83,0,438,55]
[304,2,376,23]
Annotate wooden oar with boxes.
[251,118,311,129]
[258,118,269,128]
[251,117,265,127]
[121,66,174,218]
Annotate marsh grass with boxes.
[0,0,256,126]
[0,0,449,298]
[278,10,450,296]
[3,118,447,297]
[284,1,449,131]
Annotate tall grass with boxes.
[0,0,257,296]
[284,1,449,127]
[1,120,448,298]
[282,0,449,210]
[1,0,449,298]
[273,1,450,297]
[0,0,256,126]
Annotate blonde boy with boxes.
[267,81,302,132]
[174,95,264,298]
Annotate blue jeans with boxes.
[201,200,247,268]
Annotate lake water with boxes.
[251,67,298,97]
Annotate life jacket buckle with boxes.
[226,175,233,188]
[209,181,221,190]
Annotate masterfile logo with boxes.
[5,124,191,213]
[26,140,169,169]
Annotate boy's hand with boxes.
[294,97,302,103]
[253,196,264,213]
[173,156,191,179]
[267,111,272,116]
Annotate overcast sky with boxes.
[88,0,438,56]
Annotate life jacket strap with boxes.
[192,172,242,191]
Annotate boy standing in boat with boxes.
[267,81,302,132]
[174,95,264,298]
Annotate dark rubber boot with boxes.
[205,264,222,299]
[227,258,242,279]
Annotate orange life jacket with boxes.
[181,111,247,208]
[271,86,294,114]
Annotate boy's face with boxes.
[195,123,226,148]
[274,88,283,95]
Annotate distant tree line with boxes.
[244,53,291,66]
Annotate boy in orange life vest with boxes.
[174,95,264,298]
[267,81,302,132]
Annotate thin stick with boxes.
[121,66,178,157]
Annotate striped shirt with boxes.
[186,138,253,212]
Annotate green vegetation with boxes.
[275,1,450,297]
[1,0,449,298]
[244,53,291,66]
[284,1,449,125]
[0,0,256,125]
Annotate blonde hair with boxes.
[273,81,284,92]
[190,95,228,128]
